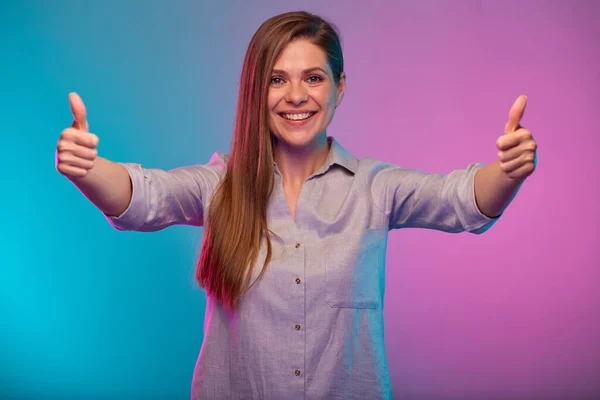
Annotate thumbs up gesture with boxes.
[55,93,100,179]
[496,95,537,180]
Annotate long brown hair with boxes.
[196,11,344,310]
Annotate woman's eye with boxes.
[270,76,323,85]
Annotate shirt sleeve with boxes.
[105,152,227,232]
[371,162,499,234]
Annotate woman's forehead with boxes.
[273,40,331,74]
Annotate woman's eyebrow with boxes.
[271,67,328,76]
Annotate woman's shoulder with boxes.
[165,151,229,186]
[206,151,229,170]
[354,156,407,177]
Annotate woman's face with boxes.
[267,39,345,149]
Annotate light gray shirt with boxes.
[106,137,497,399]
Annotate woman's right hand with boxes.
[55,92,100,179]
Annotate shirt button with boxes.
[295,324,301,331]
[295,369,301,376]
[295,243,301,248]
[295,278,301,284]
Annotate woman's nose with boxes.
[285,83,308,105]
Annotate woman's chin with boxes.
[273,132,318,148]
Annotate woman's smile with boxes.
[278,111,318,126]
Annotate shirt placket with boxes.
[273,169,307,399]
[290,238,306,393]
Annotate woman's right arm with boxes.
[56,92,225,232]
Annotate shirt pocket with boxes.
[325,229,382,309]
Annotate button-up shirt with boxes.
[106,137,497,399]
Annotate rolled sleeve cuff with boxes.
[104,163,147,231]
[462,163,500,234]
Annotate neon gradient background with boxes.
[2,1,599,399]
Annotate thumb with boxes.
[69,92,89,132]
[504,94,527,133]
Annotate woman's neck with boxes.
[273,134,330,186]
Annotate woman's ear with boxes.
[336,72,346,107]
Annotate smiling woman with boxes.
[196,13,348,316]
[56,9,537,400]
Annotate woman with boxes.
[55,11,537,400]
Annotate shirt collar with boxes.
[272,136,358,177]
[323,136,358,175]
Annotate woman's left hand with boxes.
[496,95,538,180]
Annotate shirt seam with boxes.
[370,177,390,221]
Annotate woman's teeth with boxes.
[281,112,315,121]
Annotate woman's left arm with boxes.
[474,95,538,218]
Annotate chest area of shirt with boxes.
[269,170,385,234]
